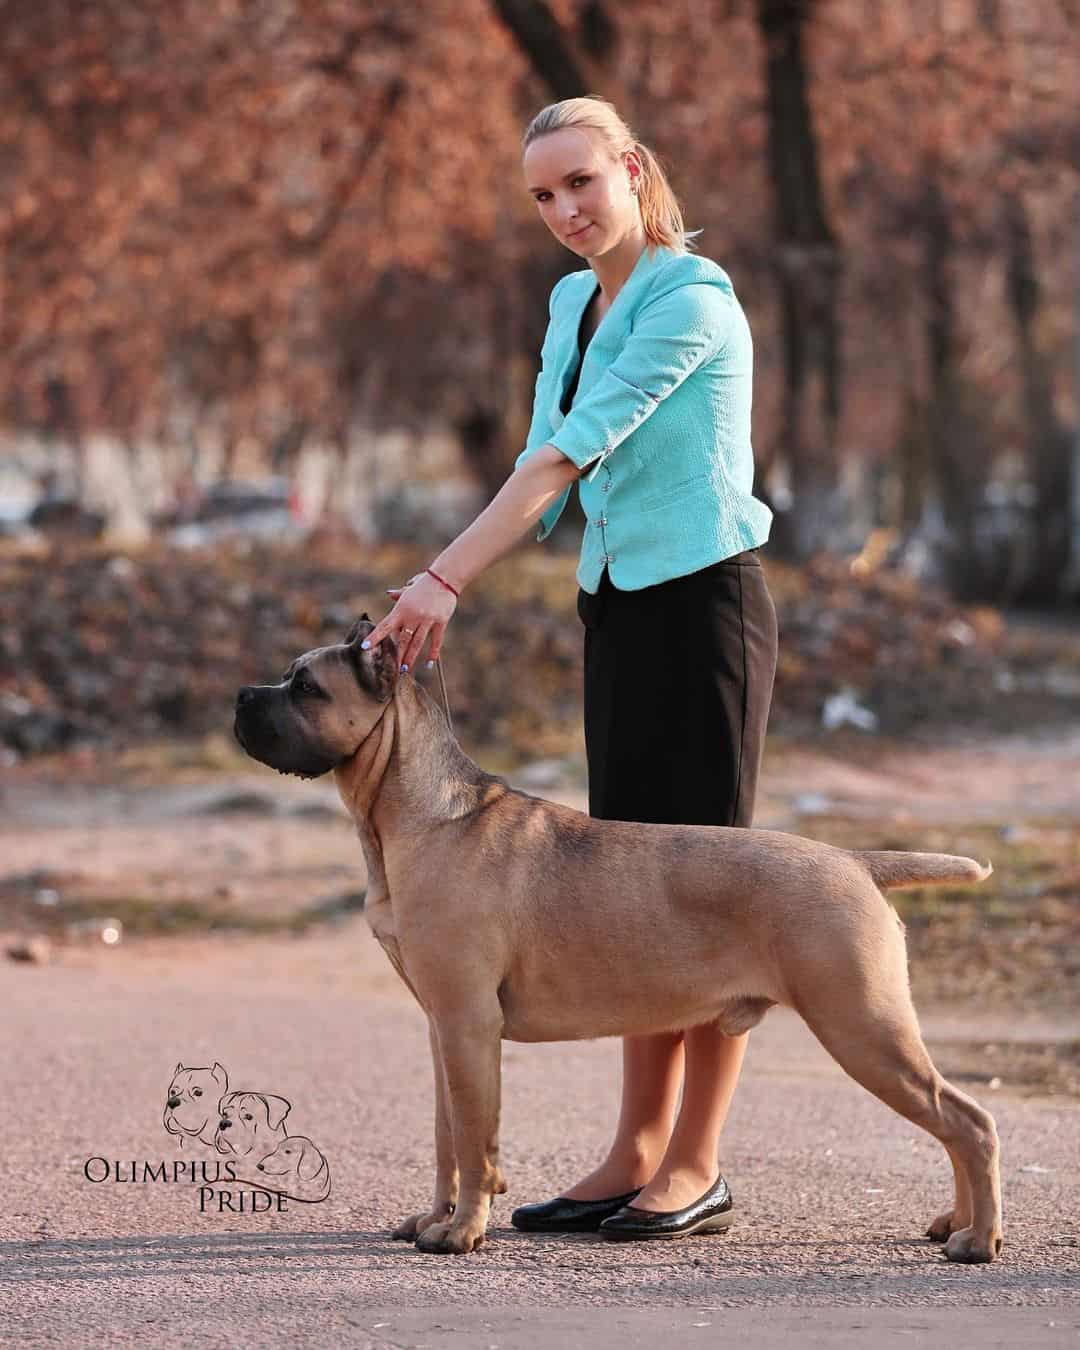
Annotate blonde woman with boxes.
[361,96,777,1241]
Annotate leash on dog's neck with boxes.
[433,657,453,735]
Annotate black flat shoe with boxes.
[510,1188,643,1233]
[598,1173,734,1240]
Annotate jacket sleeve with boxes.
[546,282,733,484]
[514,274,574,541]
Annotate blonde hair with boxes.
[522,96,702,255]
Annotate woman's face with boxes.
[523,127,640,256]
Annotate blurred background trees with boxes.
[2,0,1079,603]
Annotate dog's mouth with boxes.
[232,709,335,780]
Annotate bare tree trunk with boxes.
[922,168,997,601]
[491,0,624,103]
[1002,190,1071,603]
[1068,191,1080,598]
[756,0,843,559]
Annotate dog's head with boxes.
[164,1061,228,1135]
[233,616,399,779]
[214,1091,292,1156]
[256,1135,327,1184]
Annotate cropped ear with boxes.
[345,616,397,702]
[343,613,372,645]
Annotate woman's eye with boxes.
[536,177,588,202]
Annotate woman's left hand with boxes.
[362,571,458,673]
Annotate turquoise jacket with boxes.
[515,241,772,593]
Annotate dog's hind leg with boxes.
[792,929,1002,1263]
[392,1018,462,1243]
[413,1003,505,1256]
[926,1145,973,1243]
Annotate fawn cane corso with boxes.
[233,616,1003,1262]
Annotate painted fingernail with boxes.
[360,640,370,650]
[426,660,434,669]
[400,663,409,673]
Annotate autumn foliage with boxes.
[2,0,1078,592]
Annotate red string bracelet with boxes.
[426,567,459,599]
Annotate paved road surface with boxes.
[3,920,1078,1347]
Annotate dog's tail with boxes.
[855,850,993,891]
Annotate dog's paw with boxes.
[414,1217,487,1255]
[926,1208,965,1243]
[391,1206,453,1242]
[943,1226,1004,1264]
[492,1167,508,1196]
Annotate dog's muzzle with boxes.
[233,686,332,779]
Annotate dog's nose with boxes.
[166,1097,181,1109]
[236,687,255,707]
[218,1118,232,1129]
[256,1163,264,1170]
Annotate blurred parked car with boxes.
[27,495,106,538]
[155,477,309,548]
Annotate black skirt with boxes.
[576,550,778,827]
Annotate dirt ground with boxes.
[2,724,1079,1344]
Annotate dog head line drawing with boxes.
[164,1062,228,1148]
[255,1136,332,1203]
[214,1091,292,1159]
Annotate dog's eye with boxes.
[193,1089,202,1097]
[243,1113,253,1120]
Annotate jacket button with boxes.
[600,518,608,526]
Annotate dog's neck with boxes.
[333,677,501,834]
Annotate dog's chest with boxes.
[363,892,402,970]
[352,820,404,966]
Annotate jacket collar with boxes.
[553,242,677,415]
[566,241,677,349]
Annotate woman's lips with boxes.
[568,223,593,239]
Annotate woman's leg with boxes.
[568,560,776,1209]
[630,1025,749,1211]
[618,561,776,1210]
[562,1031,685,1199]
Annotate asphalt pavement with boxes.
[2,921,1078,1347]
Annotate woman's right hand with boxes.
[369,572,456,672]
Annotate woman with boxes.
[360,96,777,1241]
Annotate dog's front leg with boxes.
[392,1018,460,1242]
[414,1011,504,1256]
